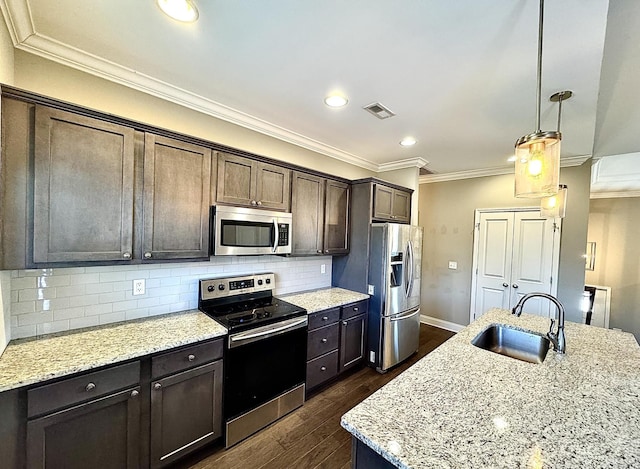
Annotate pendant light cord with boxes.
[535,0,544,133]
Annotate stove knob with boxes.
[257,279,263,285]
[265,278,271,284]
[207,285,214,292]
[218,284,225,291]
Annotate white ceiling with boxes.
[1,0,638,176]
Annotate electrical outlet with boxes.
[133,279,145,296]
[369,351,375,363]
[321,264,326,274]
[367,284,375,295]
[448,261,458,270]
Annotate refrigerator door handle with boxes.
[403,242,410,297]
[389,308,420,322]
[406,240,414,298]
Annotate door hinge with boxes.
[550,276,553,285]
[475,222,480,230]
[475,268,478,275]
[553,222,559,233]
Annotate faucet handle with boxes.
[548,318,556,334]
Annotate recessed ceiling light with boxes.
[400,137,417,147]
[507,155,517,162]
[157,0,199,23]
[324,95,348,108]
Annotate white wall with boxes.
[10,256,332,339]
[0,7,15,354]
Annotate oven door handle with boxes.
[229,317,307,348]
[272,219,279,253]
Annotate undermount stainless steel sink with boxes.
[471,324,551,364]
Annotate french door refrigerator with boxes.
[367,223,423,372]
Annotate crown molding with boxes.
[590,190,640,199]
[378,157,429,172]
[419,155,592,184]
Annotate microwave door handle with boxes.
[272,219,279,253]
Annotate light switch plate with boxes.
[367,284,375,295]
[448,261,458,270]
[321,264,326,274]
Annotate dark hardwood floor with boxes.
[173,324,456,469]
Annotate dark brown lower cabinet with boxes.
[339,313,367,372]
[26,387,141,469]
[150,360,223,468]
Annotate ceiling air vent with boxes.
[363,102,395,119]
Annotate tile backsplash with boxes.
[9,256,332,339]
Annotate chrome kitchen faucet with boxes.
[512,293,566,354]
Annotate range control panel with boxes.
[199,273,275,301]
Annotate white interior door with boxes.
[473,213,514,315]
[471,209,559,321]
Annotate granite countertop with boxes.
[0,310,227,393]
[341,308,640,468]
[281,287,369,313]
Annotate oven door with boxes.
[213,206,292,256]
[225,317,307,420]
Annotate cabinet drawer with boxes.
[307,323,339,360]
[152,338,223,379]
[308,307,340,330]
[27,361,140,418]
[342,300,368,320]
[306,350,339,390]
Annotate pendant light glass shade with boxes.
[515,130,561,198]
[540,184,567,218]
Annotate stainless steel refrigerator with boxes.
[367,223,423,372]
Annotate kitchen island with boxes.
[341,308,640,468]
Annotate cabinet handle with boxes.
[320,366,327,372]
[317,250,322,254]
[322,316,329,321]
[512,284,519,289]
[154,383,162,390]
[353,307,359,311]
[85,382,96,392]
[130,390,139,398]
[321,338,328,343]
[502,283,509,288]
[144,252,152,259]
[257,201,263,206]
[122,252,132,260]
[251,200,257,206]
[324,250,329,253]
[188,354,196,362]
[343,321,348,326]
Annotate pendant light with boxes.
[514,0,561,198]
[540,184,568,218]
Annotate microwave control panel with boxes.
[278,223,289,246]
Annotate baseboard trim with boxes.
[420,315,466,333]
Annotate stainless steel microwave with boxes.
[212,206,292,256]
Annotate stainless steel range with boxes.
[198,273,307,447]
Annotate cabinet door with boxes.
[142,134,212,261]
[372,184,393,220]
[323,180,350,255]
[339,314,367,372]
[27,387,141,469]
[291,172,325,255]
[150,360,223,468]
[216,153,256,206]
[255,162,291,211]
[391,190,411,223]
[33,106,135,263]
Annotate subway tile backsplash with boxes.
[9,256,332,339]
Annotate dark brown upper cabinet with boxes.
[291,172,349,256]
[142,134,212,261]
[216,153,291,211]
[29,105,212,266]
[33,106,136,263]
[372,184,411,224]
